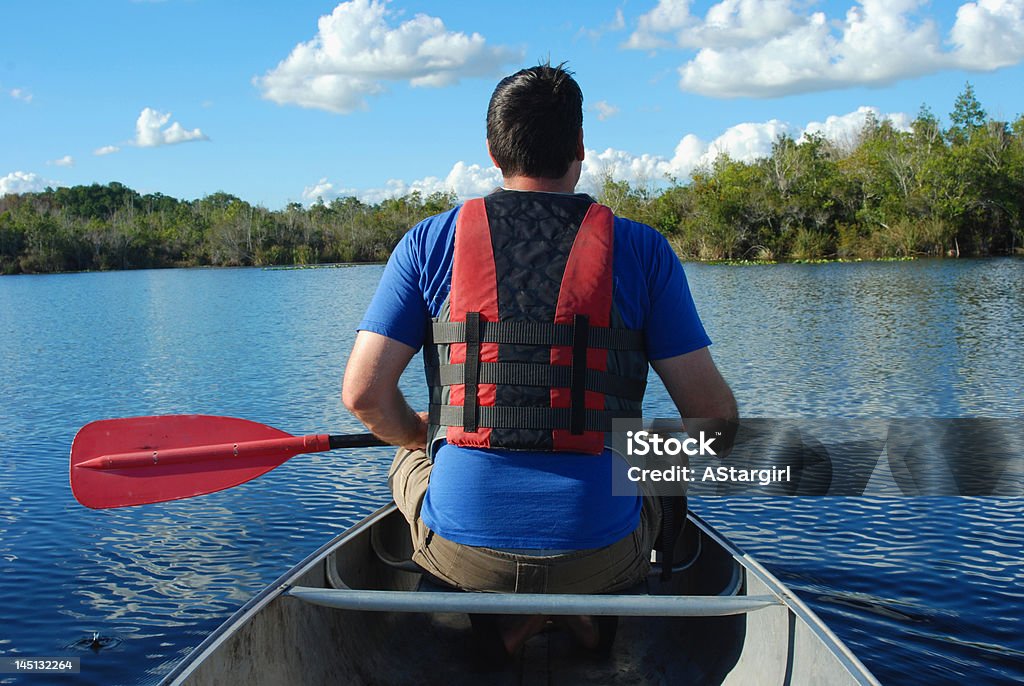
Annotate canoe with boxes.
[159,503,879,685]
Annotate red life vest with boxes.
[425,191,648,457]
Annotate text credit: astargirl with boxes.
[623,430,792,487]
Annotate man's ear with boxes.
[486,139,500,168]
[577,129,585,161]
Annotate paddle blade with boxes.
[70,415,308,509]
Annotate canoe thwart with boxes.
[285,586,781,617]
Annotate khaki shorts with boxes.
[388,448,661,594]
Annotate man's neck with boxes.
[501,175,578,194]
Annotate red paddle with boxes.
[70,415,386,509]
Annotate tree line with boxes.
[1,85,1021,275]
[0,182,458,275]
[601,85,1023,261]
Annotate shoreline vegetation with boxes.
[2,86,1021,276]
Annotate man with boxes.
[343,62,736,652]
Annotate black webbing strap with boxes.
[657,495,688,582]
[463,312,481,433]
[570,314,589,435]
[429,405,631,432]
[424,362,646,401]
[431,321,644,351]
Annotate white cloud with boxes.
[93,109,207,156]
[592,101,620,121]
[627,0,1024,97]
[256,0,522,114]
[628,0,802,50]
[397,161,500,201]
[304,161,501,205]
[48,155,75,167]
[303,178,347,204]
[950,0,1024,69]
[135,108,208,147]
[625,0,694,50]
[580,148,673,193]
[0,171,56,196]
[707,119,791,162]
[9,88,33,103]
[804,106,913,149]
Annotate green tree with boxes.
[949,82,987,140]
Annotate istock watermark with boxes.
[609,418,1024,497]
[625,430,719,457]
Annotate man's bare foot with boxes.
[499,614,549,654]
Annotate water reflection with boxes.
[685,258,1024,418]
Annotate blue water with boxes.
[0,259,1021,685]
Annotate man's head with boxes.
[486,62,584,180]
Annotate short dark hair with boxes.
[486,62,583,179]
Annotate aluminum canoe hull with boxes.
[160,503,878,685]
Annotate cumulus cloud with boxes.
[93,109,207,155]
[579,148,673,194]
[625,0,694,50]
[627,0,802,51]
[626,0,1024,97]
[371,161,501,203]
[303,178,347,204]
[135,108,208,147]
[950,0,1024,69]
[0,171,56,196]
[304,161,501,205]
[592,101,620,121]
[804,106,913,150]
[257,0,523,114]
[48,155,75,167]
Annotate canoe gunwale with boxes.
[159,505,396,686]
[687,510,881,686]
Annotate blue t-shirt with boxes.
[358,193,711,549]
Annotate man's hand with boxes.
[652,347,738,456]
[342,331,427,451]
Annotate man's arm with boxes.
[342,330,427,451]
[651,347,738,453]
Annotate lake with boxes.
[0,258,1021,685]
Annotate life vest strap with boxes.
[462,312,482,433]
[429,404,635,433]
[425,362,646,400]
[431,320,644,351]
[570,314,589,435]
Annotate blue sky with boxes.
[3,0,1023,208]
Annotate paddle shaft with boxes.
[76,433,385,470]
